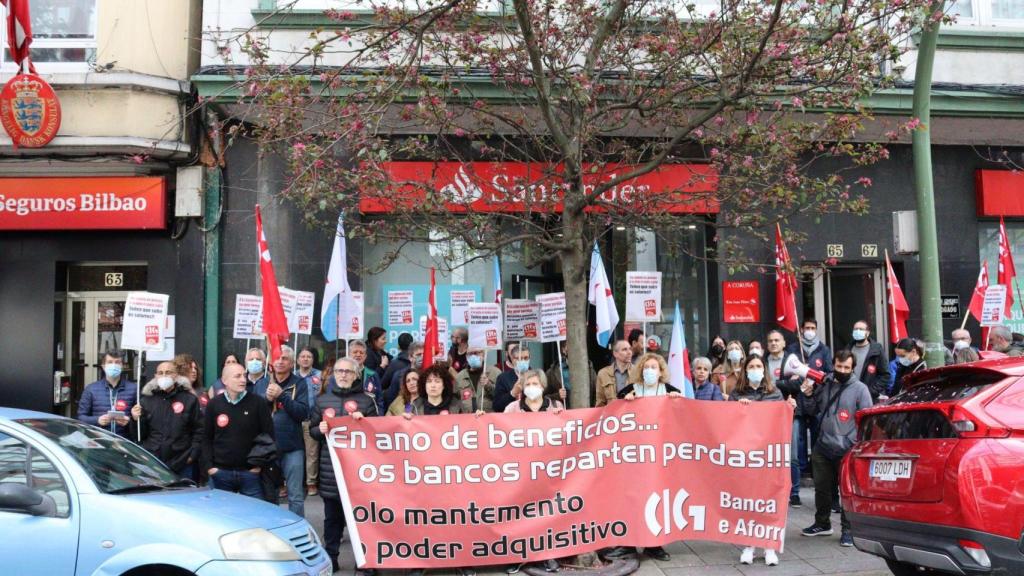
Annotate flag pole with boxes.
[959,311,970,331]
[136,350,144,442]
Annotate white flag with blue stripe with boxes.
[321,214,357,341]
[588,243,619,347]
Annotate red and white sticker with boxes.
[773,368,781,377]
[172,401,184,414]
[216,414,230,428]
[344,400,358,413]
[838,409,851,423]
[461,388,472,400]
[199,395,209,407]
[276,402,284,411]
[814,358,823,368]
[115,399,128,411]
[867,365,876,374]
[366,382,375,393]
[312,375,321,385]
[324,407,337,419]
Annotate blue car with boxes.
[0,407,332,576]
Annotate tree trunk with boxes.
[561,225,592,411]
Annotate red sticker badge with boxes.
[199,395,209,407]
[462,388,472,400]
[115,399,128,411]
[814,359,823,368]
[171,401,184,414]
[774,368,781,377]
[216,414,230,428]
[838,409,851,423]
[867,365,876,374]
[344,400,358,413]
[324,408,337,419]
[312,376,321,385]
[276,402,284,411]
[366,382,375,393]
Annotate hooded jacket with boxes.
[130,376,202,472]
[309,379,379,501]
[798,373,873,460]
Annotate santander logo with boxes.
[440,166,483,204]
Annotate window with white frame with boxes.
[2,0,97,71]
[947,0,1024,27]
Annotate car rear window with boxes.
[891,372,1004,404]
[859,410,957,441]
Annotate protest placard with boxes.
[388,290,415,326]
[233,294,263,339]
[450,290,477,326]
[467,303,503,350]
[293,290,316,335]
[537,292,567,343]
[504,299,541,341]
[625,272,662,322]
[122,292,169,351]
[342,292,365,339]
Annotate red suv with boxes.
[840,358,1024,575]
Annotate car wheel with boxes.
[885,559,940,576]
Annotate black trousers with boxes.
[323,496,347,558]
[812,450,849,531]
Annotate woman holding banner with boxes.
[711,340,746,399]
[387,370,420,416]
[729,355,788,566]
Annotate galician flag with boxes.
[668,301,694,398]
[493,256,502,304]
[321,213,357,342]
[588,243,618,347]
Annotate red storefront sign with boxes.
[363,162,718,213]
[0,177,166,230]
[723,281,760,323]
[976,170,1024,217]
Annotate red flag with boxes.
[255,205,290,364]
[885,251,910,344]
[998,217,1016,317]
[774,224,799,333]
[968,260,989,321]
[422,267,440,369]
[1,0,36,73]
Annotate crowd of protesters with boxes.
[74,319,999,573]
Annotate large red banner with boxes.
[326,398,791,569]
[0,177,166,230]
[362,162,719,214]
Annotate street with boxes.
[301,485,889,576]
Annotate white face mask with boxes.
[157,376,175,390]
[953,340,970,351]
[803,330,817,341]
[523,386,543,401]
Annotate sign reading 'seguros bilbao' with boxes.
[327,399,791,569]
[0,177,166,230]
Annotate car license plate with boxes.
[870,459,912,481]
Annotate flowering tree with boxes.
[227,0,936,414]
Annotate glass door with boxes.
[815,267,885,352]
[65,293,131,415]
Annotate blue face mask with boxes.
[246,359,264,375]
[467,355,483,369]
[852,329,867,342]
[747,369,765,386]
[104,364,122,379]
[516,360,530,373]
[642,368,659,385]
[897,356,912,367]
[727,349,743,363]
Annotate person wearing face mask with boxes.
[889,338,926,397]
[77,350,138,438]
[711,340,745,398]
[798,350,872,548]
[129,361,202,478]
[747,341,764,359]
[691,357,723,401]
[786,319,832,477]
[845,320,889,401]
[950,328,981,365]
[244,347,268,393]
[730,354,789,566]
[494,345,547,413]
[707,336,727,370]
[454,346,502,413]
[762,330,806,507]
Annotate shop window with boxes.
[2,0,97,72]
[946,0,1024,27]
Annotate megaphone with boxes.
[783,355,826,384]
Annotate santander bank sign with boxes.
[363,162,718,214]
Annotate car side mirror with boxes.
[0,483,56,517]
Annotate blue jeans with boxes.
[210,468,263,499]
[798,415,820,474]
[281,449,306,517]
[790,419,801,497]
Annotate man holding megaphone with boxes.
[785,350,872,548]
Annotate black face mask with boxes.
[835,372,852,384]
[711,344,725,356]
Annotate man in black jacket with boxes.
[846,320,890,401]
[129,361,202,478]
[203,363,274,499]
[254,344,309,517]
[310,357,379,576]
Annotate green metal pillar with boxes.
[203,167,222,385]
[911,1,946,367]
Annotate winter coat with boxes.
[503,396,564,413]
[616,382,682,399]
[890,359,927,397]
[798,375,873,460]
[386,395,415,416]
[309,379,379,501]
[711,364,743,398]
[296,368,323,410]
[493,369,547,413]
[77,376,138,437]
[595,363,632,407]
[453,366,502,413]
[253,373,310,454]
[129,377,202,473]
[410,396,465,415]
[846,342,890,401]
[727,386,784,403]
[366,346,392,379]
[786,341,834,376]
[381,352,411,406]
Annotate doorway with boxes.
[807,266,886,352]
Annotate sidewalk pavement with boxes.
[300,486,891,576]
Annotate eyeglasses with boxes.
[333,368,357,376]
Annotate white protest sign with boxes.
[419,316,451,356]
[467,303,503,350]
[148,316,176,361]
[122,292,169,351]
[233,294,263,339]
[450,290,477,326]
[388,290,415,326]
[537,292,567,343]
[278,286,299,334]
[981,285,1007,326]
[293,290,316,335]
[342,292,365,339]
[626,271,663,322]
[504,299,541,341]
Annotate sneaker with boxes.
[839,531,854,547]
[801,524,834,537]
[789,494,802,507]
[542,559,559,572]
[603,547,635,559]
[764,549,779,566]
[505,564,522,574]
[644,546,671,561]
[740,547,754,565]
